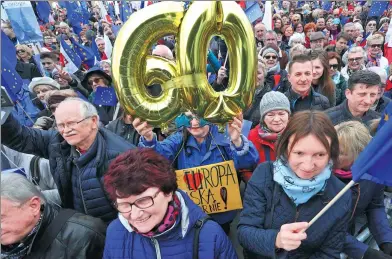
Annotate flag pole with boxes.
[307,180,355,229]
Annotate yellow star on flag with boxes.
[385,114,389,121]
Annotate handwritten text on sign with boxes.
[175,160,242,214]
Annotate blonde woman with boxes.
[335,121,392,259]
[15,44,35,64]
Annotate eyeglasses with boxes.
[115,191,160,213]
[367,23,376,27]
[370,44,382,49]
[264,55,277,60]
[55,116,92,131]
[330,64,339,69]
[88,77,104,86]
[17,49,26,53]
[348,57,363,63]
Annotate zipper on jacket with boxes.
[75,163,89,214]
[150,238,162,259]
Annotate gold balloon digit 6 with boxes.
[112,1,256,129]
[177,1,257,124]
[112,2,184,129]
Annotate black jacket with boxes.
[376,96,391,114]
[2,114,135,222]
[285,87,330,113]
[24,204,106,259]
[325,100,380,126]
[243,86,270,128]
[15,60,42,81]
[106,118,141,146]
[264,70,291,94]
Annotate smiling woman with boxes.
[102,148,238,259]
[238,111,352,258]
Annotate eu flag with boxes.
[70,37,96,69]
[368,1,389,17]
[1,59,23,102]
[352,117,392,186]
[1,31,17,67]
[60,36,82,74]
[245,3,263,24]
[378,102,392,131]
[108,2,116,20]
[63,1,83,35]
[79,0,90,25]
[36,1,51,24]
[120,1,132,22]
[93,87,118,106]
[92,37,102,61]
[322,1,332,11]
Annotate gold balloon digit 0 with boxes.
[112,1,256,128]
[177,1,256,124]
[112,2,184,129]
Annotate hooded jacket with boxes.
[103,190,238,259]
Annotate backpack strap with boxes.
[28,209,76,257]
[193,216,212,259]
[29,156,41,185]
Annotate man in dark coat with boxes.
[325,70,380,126]
[1,173,106,259]
[2,97,135,223]
[285,54,330,113]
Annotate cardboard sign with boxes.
[176,160,242,214]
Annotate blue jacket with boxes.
[103,190,238,259]
[237,162,352,258]
[1,114,135,223]
[343,179,392,259]
[139,125,259,224]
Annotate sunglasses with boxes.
[330,64,339,69]
[17,49,26,53]
[370,44,382,49]
[367,23,376,26]
[348,57,363,62]
[264,55,277,60]
[88,77,104,86]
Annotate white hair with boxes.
[1,173,46,205]
[342,46,367,65]
[288,33,305,47]
[61,97,99,119]
[354,22,364,33]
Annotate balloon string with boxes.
[209,132,227,162]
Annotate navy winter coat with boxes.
[342,179,392,259]
[2,114,135,223]
[139,125,259,224]
[238,162,352,258]
[103,190,238,259]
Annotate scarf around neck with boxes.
[258,124,280,142]
[366,52,382,68]
[1,212,43,259]
[332,72,341,85]
[131,193,181,238]
[334,169,352,179]
[273,159,332,206]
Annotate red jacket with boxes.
[241,125,276,182]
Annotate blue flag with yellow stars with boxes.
[93,87,118,106]
[1,59,23,102]
[352,114,392,186]
[378,102,392,131]
[70,37,96,69]
[120,1,132,22]
[63,1,83,35]
[36,1,52,24]
[368,1,389,17]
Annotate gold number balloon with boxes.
[112,2,184,130]
[112,1,256,129]
[176,1,256,124]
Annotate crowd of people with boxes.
[1,0,392,259]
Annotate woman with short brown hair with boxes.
[238,111,351,258]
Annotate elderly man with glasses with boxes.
[1,97,136,223]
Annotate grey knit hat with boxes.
[259,91,291,121]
